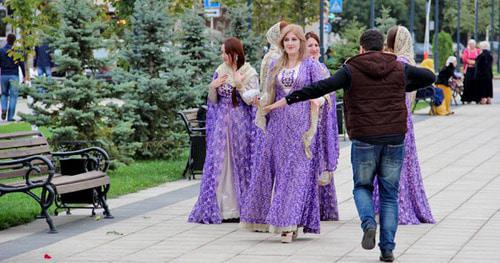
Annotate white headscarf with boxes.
[259,22,282,91]
[256,22,283,130]
[394,26,416,66]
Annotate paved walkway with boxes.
[1,84,500,262]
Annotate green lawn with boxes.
[0,122,51,137]
[413,101,431,112]
[0,122,188,230]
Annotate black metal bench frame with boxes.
[0,131,113,233]
[178,107,206,180]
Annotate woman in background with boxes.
[305,31,340,221]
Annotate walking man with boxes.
[0,34,27,121]
[264,29,435,262]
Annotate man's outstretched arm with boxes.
[405,64,436,92]
[264,66,350,112]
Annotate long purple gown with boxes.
[240,58,339,234]
[317,63,339,221]
[188,71,255,224]
[372,56,435,225]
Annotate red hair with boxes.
[223,37,245,70]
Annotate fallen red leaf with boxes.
[43,253,52,260]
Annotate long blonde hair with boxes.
[266,24,307,104]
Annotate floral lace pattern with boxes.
[240,59,339,234]
[372,57,435,225]
[188,71,257,224]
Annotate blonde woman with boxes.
[240,24,338,242]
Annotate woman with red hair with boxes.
[189,37,259,224]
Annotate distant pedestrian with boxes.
[461,39,481,104]
[475,41,493,105]
[34,41,54,78]
[0,34,27,121]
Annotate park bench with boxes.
[0,131,113,233]
[178,106,207,180]
[412,86,437,115]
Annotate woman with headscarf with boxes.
[373,25,435,225]
[475,41,494,105]
[240,24,338,242]
[461,39,481,104]
[188,37,259,224]
[305,31,340,221]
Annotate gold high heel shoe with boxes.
[281,232,293,243]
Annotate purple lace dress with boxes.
[240,59,339,234]
[372,56,435,225]
[188,71,257,224]
[317,63,339,221]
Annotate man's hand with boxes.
[263,98,287,113]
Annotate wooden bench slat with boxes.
[53,171,105,186]
[0,137,49,150]
[0,131,42,140]
[55,176,109,194]
[0,145,51,160]
[0,166,50,180]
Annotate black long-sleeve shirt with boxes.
[286,63,436,104]
[285,63,436,144]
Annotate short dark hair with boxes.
[7,34,16,45]
[359,29,384,51]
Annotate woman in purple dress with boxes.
[188,37,259,224]
[240,24,338,243]
[372,26,435,225]
[305,31,339,221]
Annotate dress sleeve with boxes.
[207,71,218,104]
[239,74,260,105]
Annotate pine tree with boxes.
[328,19,366,71]
[21,0,137,164]
[177,8,219,100]
[115,0,198,159]
[226,4,263,72]
[376,6,397,37]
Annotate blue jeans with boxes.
[351,139,404,251]
[37,66,52,93]
[1,75,20,121]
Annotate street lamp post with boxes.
[320,0,325,63]
[457,0,461,70]
[370,0,375,28]
[410,0,415,39]
[474,0,478,40]
[434,0,439,72]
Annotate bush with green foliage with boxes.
[434,32,454,69]
[328,19,366,71]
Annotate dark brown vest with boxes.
[344,52,407,139]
